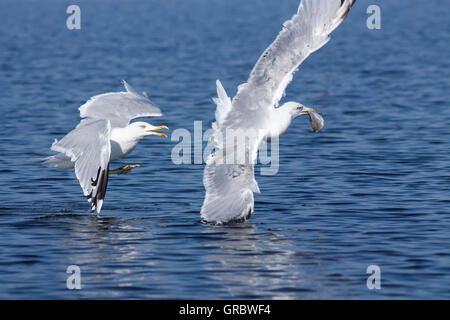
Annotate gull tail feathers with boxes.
[40,156,73,169]
[30,152,74,170]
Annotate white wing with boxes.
[212,80,233,128]
[202,162,259,224]
[51,119,111,213]
[201,0,355,223]
[79,80,162,128]
[231,0,356,118]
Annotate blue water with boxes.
[0,0,449,299]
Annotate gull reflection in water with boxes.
[201,222,318,299]
[40,213,153,298]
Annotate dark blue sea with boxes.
[0,0,449,299]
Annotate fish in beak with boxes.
[305,108,324,132]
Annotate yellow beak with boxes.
[147,125,169,138]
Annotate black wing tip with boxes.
[341,0,356,6]
[341,0,356,19]
[86,165,110,214]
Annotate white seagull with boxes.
[201,0,356,223]
[37,81,168,214]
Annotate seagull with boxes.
[36,81,168,214]
[201,0,356,224]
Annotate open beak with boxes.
[147,125,169,138]
[305,108,324,133]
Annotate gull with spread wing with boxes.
[201,0,356,223]
[36,81,168,214]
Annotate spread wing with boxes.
[51,119,112,213]
[228,0,356,128]
[78,80,162,128]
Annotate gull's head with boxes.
[129,121,169,138]
[284,102,324,133]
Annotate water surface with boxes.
[0,0,449,299]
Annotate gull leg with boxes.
[110,164,141,175]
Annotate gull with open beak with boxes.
[34,80,168,214]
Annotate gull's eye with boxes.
[140,125,146,129]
